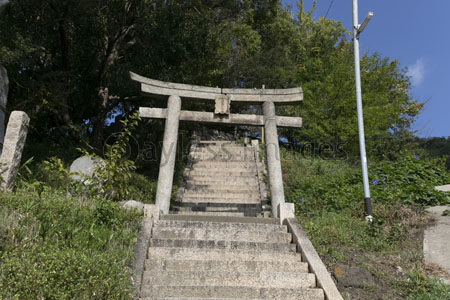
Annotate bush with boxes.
[0,245,134,300]
[284,153,450,216]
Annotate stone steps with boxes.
[140,286,324,299]
[184,185,260,193]
[192,166,258,172]
[168,211,260,217]
[172,205,261,212]
[171,207,267,215]
[193,161,258,168]
[142,270,316,288]
[151,227,292,243]
[189,170,257,177]
[147,247,302,262]
[191,159,258,164]
[172,206,263,215]
[180,198,261,205]
[186,178,259,184]
[183,192,260,199]
[145,259,309,273]
[193,146,254,152]
[160,214,279,224]
[154,219,286,231]
[191,155,256,162]
[137,140,328,300]
[149,238,297,252]
[193,151,256,157]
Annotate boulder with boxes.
[69,156,105,184]
[120,200,145,213]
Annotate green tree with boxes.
[0,0,422,160]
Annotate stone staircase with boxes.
[137,140,339,300]
[172,141,270,217]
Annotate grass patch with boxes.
[281,148,450,299]
[0,186,142,299]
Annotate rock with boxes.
[0,65,8,151]
[69,156,105,184]
[0,111,30,191]
[120,200,145,213]
[435,184,450,192]
[333,264,376,288]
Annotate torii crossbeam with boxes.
[130,72,303,217]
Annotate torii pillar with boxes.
[263,101,285,215]
[130,72,303,216]
[154,95,181,214]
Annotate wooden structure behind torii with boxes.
[130,72,303,217]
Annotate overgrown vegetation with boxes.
[0,112,153,299]
[282,147,450,299]
[0,186,141,299]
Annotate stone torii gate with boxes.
[130,72,303,217]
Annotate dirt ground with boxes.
[319,209,449,300]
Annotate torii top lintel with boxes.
[130,72,303,104]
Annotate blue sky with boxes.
[282,0,450,138]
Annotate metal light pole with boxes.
[352,0,373,222]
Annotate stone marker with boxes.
[0,111,30,191]
[0,65,8,153]
[69,155,105,184]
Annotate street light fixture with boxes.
[357,12,374,36]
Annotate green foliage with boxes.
[416,136,450,158]
[0,186,141,299]
[78,111,141,201]
[42,157,71,189]
[126,173,157,204]
[300,212,396,254]
[281,146,450,298]
[370,155,450,206]
[404,269,450,300]
[95,111,140,201]
[284,150,450,217]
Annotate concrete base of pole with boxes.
[155,95,182,214]
[263,101,285,218]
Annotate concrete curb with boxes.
[424,205,450,284]
[285,218,344,300]
[132,204,159,299]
